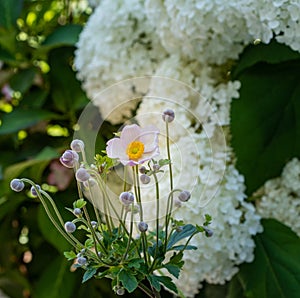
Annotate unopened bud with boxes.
[30,185,41,197]
[204,228,213,237]
[162,109,175,123]
[119,192,134,206]
[73,208,82,216]
[139,166,146,174]
[138,221,148,232]
[64,221,76,233]
[140,174,150,184]
[76,168,90,182]
[70,139,85,152]
[60,150,79,168]
[178,190,191,202]
[77,256,87,266]
[10,179,25,192]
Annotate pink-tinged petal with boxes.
[119,158,140,166]
[106,138,127,159]
[139,126,160,153]
[119,124,142,146]
[139,147,160,164]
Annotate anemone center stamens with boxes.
[126,141,144,160]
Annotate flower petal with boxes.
[119,124,142,147]
[139,125,160,153]
[106,138,127,159]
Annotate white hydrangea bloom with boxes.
[145,0,300,64]
[257,158,300,237]
[74,0,168,123]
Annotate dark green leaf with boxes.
[82,267,97,283]
[231,58,300,194]
[10,68,36,93]
[226,274,246,298]
[42,24,83,48]
[0,0,23,29]
[33,256,77,298]
[237,219,300,298]
[232,40,300,78]
[118,269,138,293]
[164,264,180,279]
[155,276,178,294]
[48,47,89,113]
[0,108,60,135]
[171,244,197,251]
[167,224,197,250]
[147,275,161,292]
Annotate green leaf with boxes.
[167,224,197,250]
[227,274,246,298]
[42,24,83,48]
[232,40,300,78]
[0,108,60,135]
[237,219,300,298]
[82,267,97,283]
[48,47,89,113]
[164,264,181,279]
[231,57,300,194]
[147,275,161,292]
[33,256,77,298]
[118,269,138,293]
[0,0,23,29]
[73,199,87,209]
[10,68,36,93]
[171,244,197,251]
[64,250,77,261]
[155,276,178,294]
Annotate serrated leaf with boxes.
[164,264,181,279]
[237,219,300,298]
[231,57,300,194]
[64,250,77,261]
[10,68,36,93]
[167,224,197,250]
[147,275,161,292]
[73,199,86,209]
[82,267,97,283]
[118,269,138,293]
[155,276,178,293]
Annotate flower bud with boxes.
[153,164,160,171]
[140,174,150,184]
[64,221,76,233]
[77,256,87,266]
[162,109,175,123]
[30,185,41,197]
[10,179,25,192]
[139,166,146,174]
[75,168,90,182]
[138,221,148,232]
[70,139,85,152]
[91,221,98,228]
[116,287,125,296]
[73,208,82,216]
[173,198,182,208]
[119,192,134,206]
[204,228,213,237]
[60,150,79,168]
[178,190,191,202]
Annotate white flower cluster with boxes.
[257,158,300,237]
[145,0,300,64]
[75,0,167,123]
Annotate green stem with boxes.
[138,283,155,298]
[153,172,160,257]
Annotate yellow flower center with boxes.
[126,141,145,160]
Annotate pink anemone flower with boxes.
[106,124,160,166]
